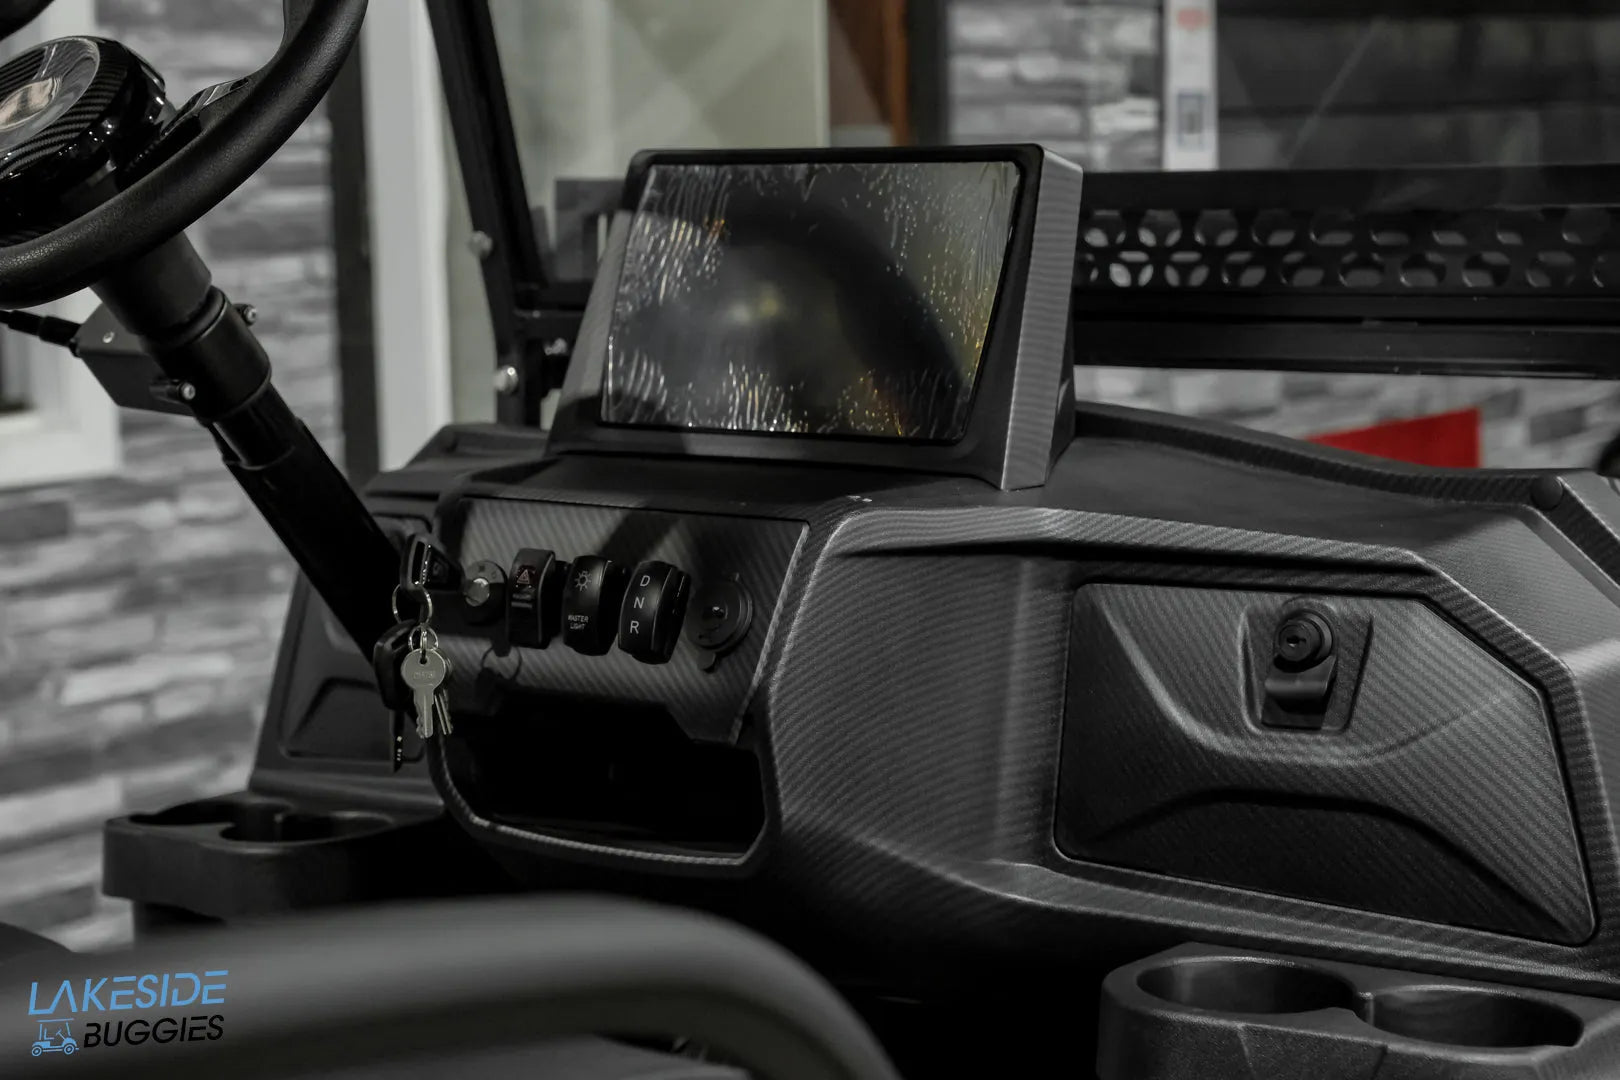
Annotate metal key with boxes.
[401,646,449,738]
[433,687,454,736]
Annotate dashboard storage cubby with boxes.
[1099,944,1620,1079]
[1056,584,1592,943]
[437,694,766,862]
[103,791,498,923]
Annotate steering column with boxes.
[0,6,396,654]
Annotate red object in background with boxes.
[1307,407,1481,468]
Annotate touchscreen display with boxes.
[601,159,1022,441]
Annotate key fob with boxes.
[371,620,416,713]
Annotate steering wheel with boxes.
[0,1,52,40]
[2,896,902,1080]
[0,0,366,309]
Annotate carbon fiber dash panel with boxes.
[442,496,807,745]
[1056,584,1590,943]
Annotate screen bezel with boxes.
[548,145,1079,489]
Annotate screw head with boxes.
[101,331,116,344]
[179,383,197,402]
[493,365,521,395]
[236,303,258,326]
[468,231,495,259]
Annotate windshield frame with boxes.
[426,0,570,417]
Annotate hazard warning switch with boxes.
[506,548,565,648]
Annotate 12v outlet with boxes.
[689,578,753,654]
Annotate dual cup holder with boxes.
[1101,945,1620,1079]
[126,796,395,845]
[102,791,485,925]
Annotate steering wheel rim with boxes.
[0,0,53,41]
[0,0,366,309]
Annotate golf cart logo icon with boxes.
[31,1017,78,1057]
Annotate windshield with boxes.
[450,0,1620,473]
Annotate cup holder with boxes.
[1103,947,1616,1080]
[1137,958,1360,1016]
[1361,988,1583,1049]
[221,811,393,844]
[125,798,393,845]
[128,798,287,832]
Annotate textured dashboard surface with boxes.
[228,411,1620,1002]
[1059,584,1589,942]
[757,461,1620,998]
[444,495,807,744]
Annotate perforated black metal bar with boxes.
[1074,164,1620,377]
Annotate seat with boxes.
[0,922,67,967]
[306,1037,746,1079]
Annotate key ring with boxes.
[408,624,439,654]
[391,584,433,626]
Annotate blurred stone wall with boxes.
[950,0,1161,171]
[1217,14,1620,170]
[946,2,1620,468]
[0,0,338,949]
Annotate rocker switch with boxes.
[561,556,629,656]
[618,562,691,664]
[507,548,565,648]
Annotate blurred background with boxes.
[1,0,1618,949]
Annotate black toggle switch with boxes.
[507,547,565,648]
[561,556,630,655]
[400,532,461,593]
[618,561,691,664]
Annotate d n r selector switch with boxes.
[561,556,630,655]
[507,548,565,648]
[618,561,691,664]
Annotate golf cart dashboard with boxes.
[103,150,1620,1044]
[252,411,1620,983]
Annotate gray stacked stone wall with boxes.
[0,0,337,949]
[948,1,1620,468]
[950,0,1161,171]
